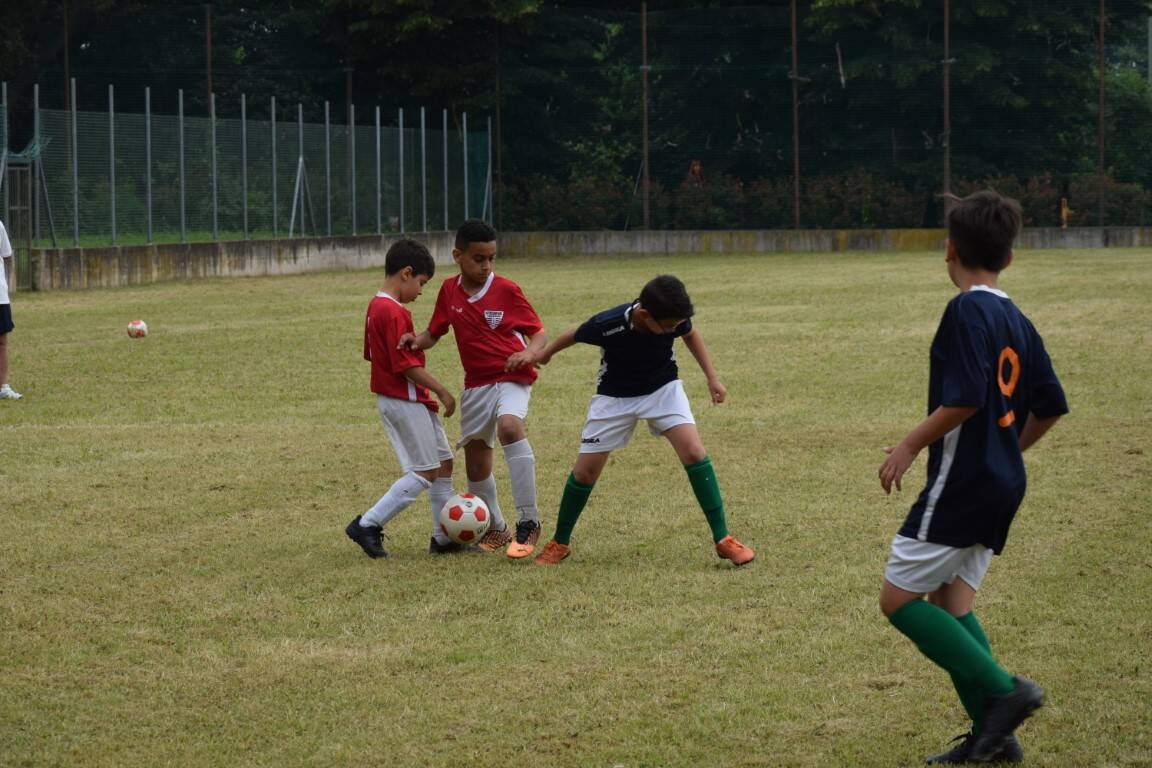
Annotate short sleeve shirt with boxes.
[0,221,12,305]
[574,303,693,397]
[899,287,1068,553]
[364,292,438,411]
[427,273,543,389]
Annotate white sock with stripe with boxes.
[502,438,539,524]
[467,475,507,532]
[428,477,455,544]
[363,472,432,528]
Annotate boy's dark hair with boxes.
[385,238,435,277]
[455,218,497,250]
[946,190,1022,272]
[639,274,694,321]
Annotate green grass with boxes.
[1,249,1149,767]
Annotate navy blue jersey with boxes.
[574,303,693,397]
[899,287,1068,554]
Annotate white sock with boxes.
[467,475,506,531]
[362,472,432,528]
[502,439,539,524]
[429,477,455,544]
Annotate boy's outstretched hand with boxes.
[397,332,417,350]
[707,378,727,404]
[878,443,917,494]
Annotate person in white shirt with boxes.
[0,220,22,400]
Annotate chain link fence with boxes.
[14,85,490,248]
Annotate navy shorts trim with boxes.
[0,304,13,335]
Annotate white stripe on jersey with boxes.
[407,379,417,402]
[465,272,495,303]
[917,423,962,540]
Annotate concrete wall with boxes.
[498,226,1152,258]
[32,232,456,291]
[30,226,1152,291]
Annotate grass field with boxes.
[1,248,1149,767]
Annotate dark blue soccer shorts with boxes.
[0,303,14,335]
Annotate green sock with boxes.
[685,457,728,543]
[553,473,594,546]
[952,611,994,733]
[888,600,1015,701]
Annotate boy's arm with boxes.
[1018,413,1061,452]
[681,328,726,404]
[879,405,979,494]
[505,331,549,371]
[535,328,578,366]
[401,365,456,417]
[398,329,439,351]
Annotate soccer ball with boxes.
[438,493,491,544]
[127,319,149,338]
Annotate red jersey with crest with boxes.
[428,273,544,389]
[364,292,439,412]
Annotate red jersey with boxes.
[428,273,544,389]
[364,292,438,412]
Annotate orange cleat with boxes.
[476,524,512,552]
[533,539,571,565]
[715,535,755,566]
[506,520,541,559]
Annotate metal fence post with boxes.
[398,107,404,233]
[350,103,356,235]
[375,105,381,235]
[324,101,331,236]
[33,83,40,242]
[1,82,7,228]
[145,87,152,244]
[179,88,186,243]
[211,92,218,240]
[271,96,277,239]
[485,116,493,224]
[420,106,427,232]
[109,84,116,246]
[462,111,469,220]
[241,93,248,240]
[71,78,78,246]
[442,109,448,231]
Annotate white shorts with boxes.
[458,382,532,448]
[376,395,453,472]
[885,535,994,594]
[579,379,696,454]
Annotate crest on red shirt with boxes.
[483,310,504,329]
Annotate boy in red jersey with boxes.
[346,239,465,558]
[400,220,548,558]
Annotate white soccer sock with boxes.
[502,438,540,524]
[362,472,432,528]
[467,475,507,531]
[429,477,455,544]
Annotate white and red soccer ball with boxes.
[438,493,491,544]
[126,319,149,338]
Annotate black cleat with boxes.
[969,676,1043,762]
[428,536,480,555]
[926,732,1023,764]
[346,515,388,558]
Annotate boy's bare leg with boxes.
[0,333,9,385]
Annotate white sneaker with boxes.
[0,384,23,400]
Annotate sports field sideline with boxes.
[1,248,1149,767]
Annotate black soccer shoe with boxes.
[428,537,481,555]
[926,732,1023,764]
[346,516,388,558]
[970,676,1044,762]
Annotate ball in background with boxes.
[126,319,149,338]
[438,493,491,544]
